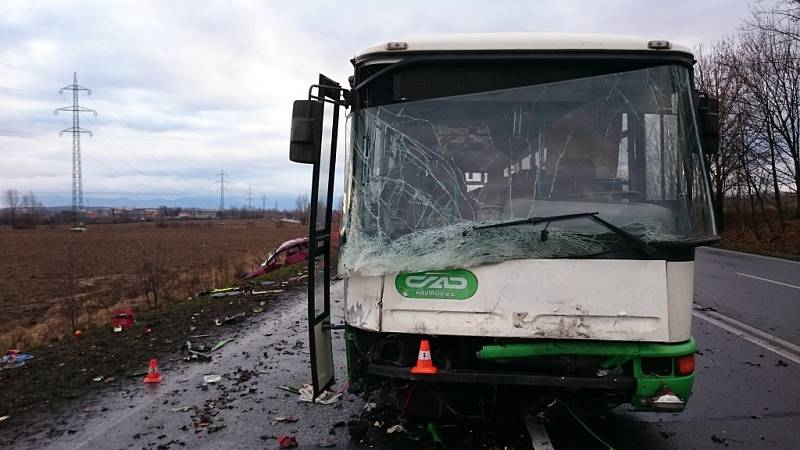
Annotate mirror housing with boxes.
[696,91,720,155]
[289,100,323,164]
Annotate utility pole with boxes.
[215,170,228,213]
[56,72,96,230]
[274,200,278,211]
[246,185,253,210]
[261,193,267,212]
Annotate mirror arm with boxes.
[308,84,350,107]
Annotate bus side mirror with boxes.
[289,100,324,164]
[697,92,720,155]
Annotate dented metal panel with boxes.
[344,275,383,331]
[371,259,677,341]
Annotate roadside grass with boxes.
[0,262,307,435]
[718,211,800,261]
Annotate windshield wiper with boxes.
[473,212,659,257]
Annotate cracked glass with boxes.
[340,65,716,276]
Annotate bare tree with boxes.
[295,193,310,225]
[3,189,20,228]
[140,246,168,310]
[62,243,81,333]
[20,190,43,228]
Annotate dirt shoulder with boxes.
[718,218,800,261]
[0,264,307,443]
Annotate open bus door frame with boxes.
[296,74,348,399]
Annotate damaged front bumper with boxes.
[347,328,697,413]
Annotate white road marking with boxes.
[693,310,800,366]
[736,272,800,290]
[702,247,800,266]
[525,416,555,450]
[694,305,800,355]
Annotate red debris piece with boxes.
[276,435,298,448]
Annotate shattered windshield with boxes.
[340,65,716,276]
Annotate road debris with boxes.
[210,338,234,353]
[215,312,246,326]
[316,436,336,447]
[272,416,299,424]
[92,376,104,382]
[277,435,298,448]
[0,416,9,423]
[298,384,342,404]
[362,402,377,412]
[111,308,135,329]
[427,423,445,448]
[775,359,788,367]
[386,424,406,434]
[277,385,301,395]
[203,375,222,384]
[126,369,149,378]
[1,351,34,370]
[170,406,191,412]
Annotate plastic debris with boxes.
[317,436,336,447]
[171,406,191,412]
[215,312,246,326]
[203,375,222,384]
[427,423,444,448]
[386,424,406,434]
[92,376,104,382]
[272,416,299,424]
[1,351,34,370]
[210,338,234,353]
[0,416,9,423]
[298,384,342,405]
[126,369,149,378]
[277,435,298,448]
[277,385,301,395]
[111,308,135,329]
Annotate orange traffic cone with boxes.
[143,358,163,383]
[410,340,438,374]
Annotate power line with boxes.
[261,192,267,211]
[56,72,96,229]
[215,169,228,212]
[246,185,253,210]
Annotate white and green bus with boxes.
[289,33,720,419]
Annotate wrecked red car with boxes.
[243,237,309,279]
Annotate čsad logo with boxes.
[395,269,478,300]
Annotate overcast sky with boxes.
[0,0,765,208]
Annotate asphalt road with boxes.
[17,247,800,449]
[548,247,800,449]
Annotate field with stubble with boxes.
[0,219,306,350]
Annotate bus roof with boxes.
[355,32,693,62]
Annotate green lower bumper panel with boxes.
[478,338,697,412]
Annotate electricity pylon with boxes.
[56,72,96,229]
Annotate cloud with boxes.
[0,0,761,207]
